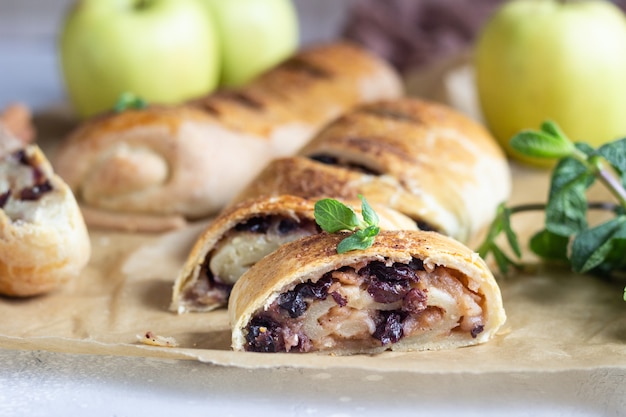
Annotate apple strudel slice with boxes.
[0,145,90,297]
[230,230,506,354]
[171,195,417,313]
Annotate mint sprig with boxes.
[479,120,626,301]
[314,195,380,254]
[113,92,148,113]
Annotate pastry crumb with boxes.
[137,331,179,347]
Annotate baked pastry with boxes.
[0,144,90,297]
[171,194,417,313]
[230,230,506,354]
[233,98,511,243]
[53,41,403,232]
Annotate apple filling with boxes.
[181,215,320,308]
[243,258,485,353]
[0,148,55,222]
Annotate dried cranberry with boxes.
[278,275,332,318]
[19,180,53,201]
[0,191,9,208]
[245,315,285,352]
[235,216,271,233]
[373,310,405,345]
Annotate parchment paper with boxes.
[1,55,624,373]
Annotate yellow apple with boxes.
[59,0,220,118]
[474,0,626,164]
[203,0,298,87]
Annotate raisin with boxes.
[361,261,419,303]
[408,258,425,271]
[403,288,428,313]
[0,191,9,208]
[13,149,29,165]
[278,275,332,318]
[373,311,405,345]
[235,216,271,233]
[245,315,285,352]
[19,180,53,201]
[278,218,299,234]
[367,278,410,303]
[471,324,484,339]
[330,291,347,307]
[416,220,439,233]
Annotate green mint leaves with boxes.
[479,120,626,301]
[113,92,148,113]
[314,195,380,254]
[510,120,576,159]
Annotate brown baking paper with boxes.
[1,56,625,373]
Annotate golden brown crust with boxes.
[229,230,506,353]
[171,194,418,313]
[235,98,511,242]
[53,42,403,232]
[0,145,91,297]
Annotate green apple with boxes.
[59,0,220,118]
[474,0,626,164]
[204,0,298,87]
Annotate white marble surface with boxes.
[1,348,624,417]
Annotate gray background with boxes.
[0,0,354,110]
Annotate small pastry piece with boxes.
[233,98,511,243]
[53,42,403,232]
[171,195,417,313]
[230,230,506,354]
[0,103,36,145]
[0,145,91,297]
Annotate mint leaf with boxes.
[598,138,626,184]
[314,199,360,233]
[114,92,147,113]
[540,120,568,139]
[476,203,524,275]
[359,195,379,228]
[314,198,381,253]
[489,244,518,275]
[545,157,595,236]
[570,216,626,273]
[336,227,379,253]
[501,205,521,258]
[510,130,575,159]
[529,229,569,261]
